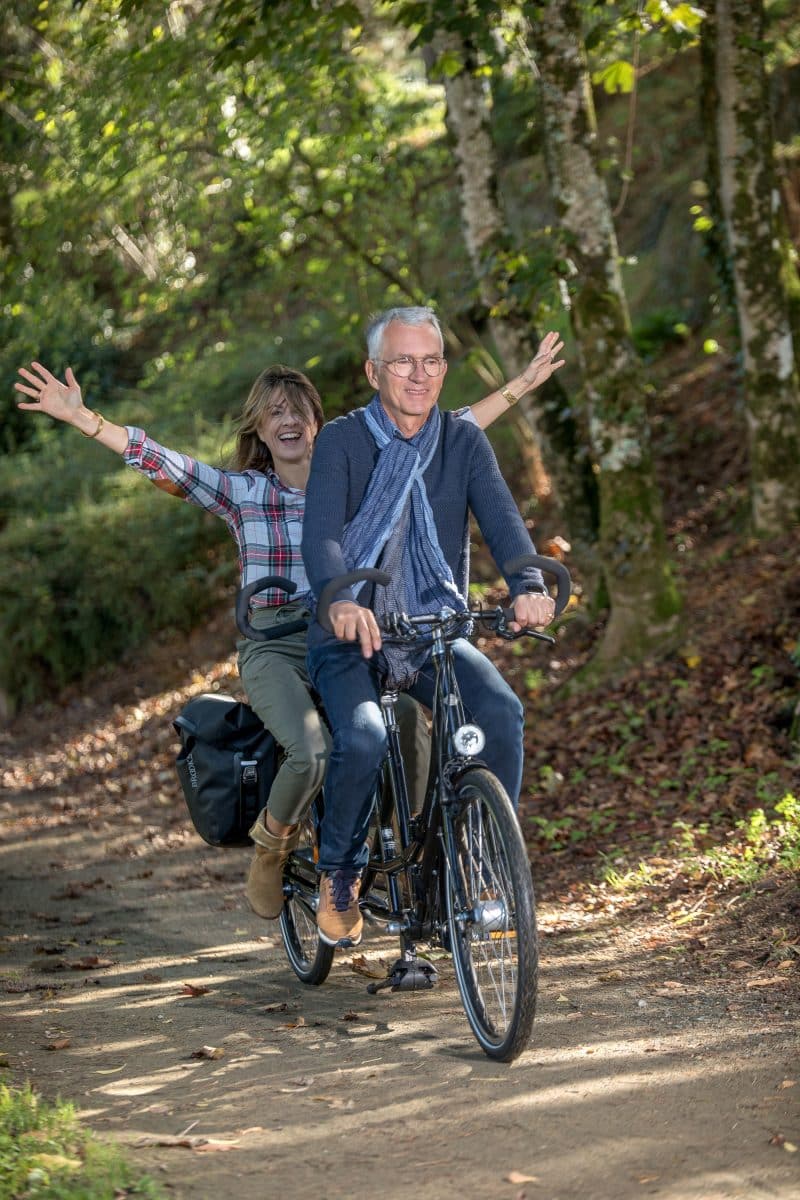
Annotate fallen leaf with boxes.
[638,1176,659,1184]
[133,1134,238,1152]
[279,1077,315,1092]
[282,1016,306,1029]
[505,1171,539,1184]
[555,995,570,1004]
[262,1002,290,1013]
[779,1080,796,1089]
[730,959,750,970]
[141,972,163,983]
[311,1096,354,1110]
[350,954,386,980]
[597,970,624,982]
[341,1010,360,1021]
[189,1046,224,1060]
[181,983,210,997]
[70,955,113,970]
[44,1038,71,1051]
[746,977,789,989]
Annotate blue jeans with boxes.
[307,638,525,874]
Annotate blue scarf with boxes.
[341,395,467,686]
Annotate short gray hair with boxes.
[365,306,444,361]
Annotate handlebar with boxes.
[503,554,571,617]
[316,554,570,638]
[235,574,309,643]
[316,568,391,634]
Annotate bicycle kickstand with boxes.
[366,947,438,995]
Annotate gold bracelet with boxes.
[500,387,519,407]
[79,410,105,438]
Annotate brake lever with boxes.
[483,606,556,644]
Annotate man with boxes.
[301,306,558,946]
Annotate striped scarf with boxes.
[341,396,467,686]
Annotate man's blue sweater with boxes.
[302,406,545,646]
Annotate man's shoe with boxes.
[246,813,300,919]
[317,870,363,947]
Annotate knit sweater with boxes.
[301,406,545,645]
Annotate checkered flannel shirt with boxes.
[123,427,309,607]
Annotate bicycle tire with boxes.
[279,802,334,986]
[443,768,538,1062]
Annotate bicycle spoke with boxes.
[445,769,537,1061]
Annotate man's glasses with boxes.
[374,355,447,378]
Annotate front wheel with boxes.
[443,769,538,1062]
[279,800,334,985]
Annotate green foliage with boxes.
[671,793,800,883]
[0,1082,164,1198]
[631,307,691,359]
[0,488,233,710]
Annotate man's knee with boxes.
[335,715,387,773]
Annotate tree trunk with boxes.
[711,0,800,534]
[524,0,681,668]
[429,30,599,562]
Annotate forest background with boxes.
[1,1,799,956]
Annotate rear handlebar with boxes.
[235,574,309,643]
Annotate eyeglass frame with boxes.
[371,355,448,379]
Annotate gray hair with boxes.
[365,306,444,361]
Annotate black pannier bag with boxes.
[173,693,278,847]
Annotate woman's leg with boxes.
[237,610,331,827]
[237,606,331,917]
[395,693,431,815]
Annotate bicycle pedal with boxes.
[366,957,438,995]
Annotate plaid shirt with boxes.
[123,428,308,607]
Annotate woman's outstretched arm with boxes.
[468,330,566,430]
[15,362,129,452]
[15,361,239,514]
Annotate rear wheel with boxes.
[443,769,538,1062]
[279,800,334,985]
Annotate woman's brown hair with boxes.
[233,365,324,472]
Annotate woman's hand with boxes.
[15,362,84,425]
[516,331,566,394]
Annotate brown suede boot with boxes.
[246,813,301,919]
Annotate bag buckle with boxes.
[240,759,259,787]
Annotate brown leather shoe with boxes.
[317,870,363,947]
[246,814,300,919]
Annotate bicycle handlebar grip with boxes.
[316,568,392,633]
[503,553,571,617]
[235,574,308,643]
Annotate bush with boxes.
[0,489,234,711]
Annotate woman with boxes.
[15,333,564,921]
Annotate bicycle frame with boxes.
[360,613,493,949]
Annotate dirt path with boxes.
[2,785,798,1200]
[1,605,798,1200]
